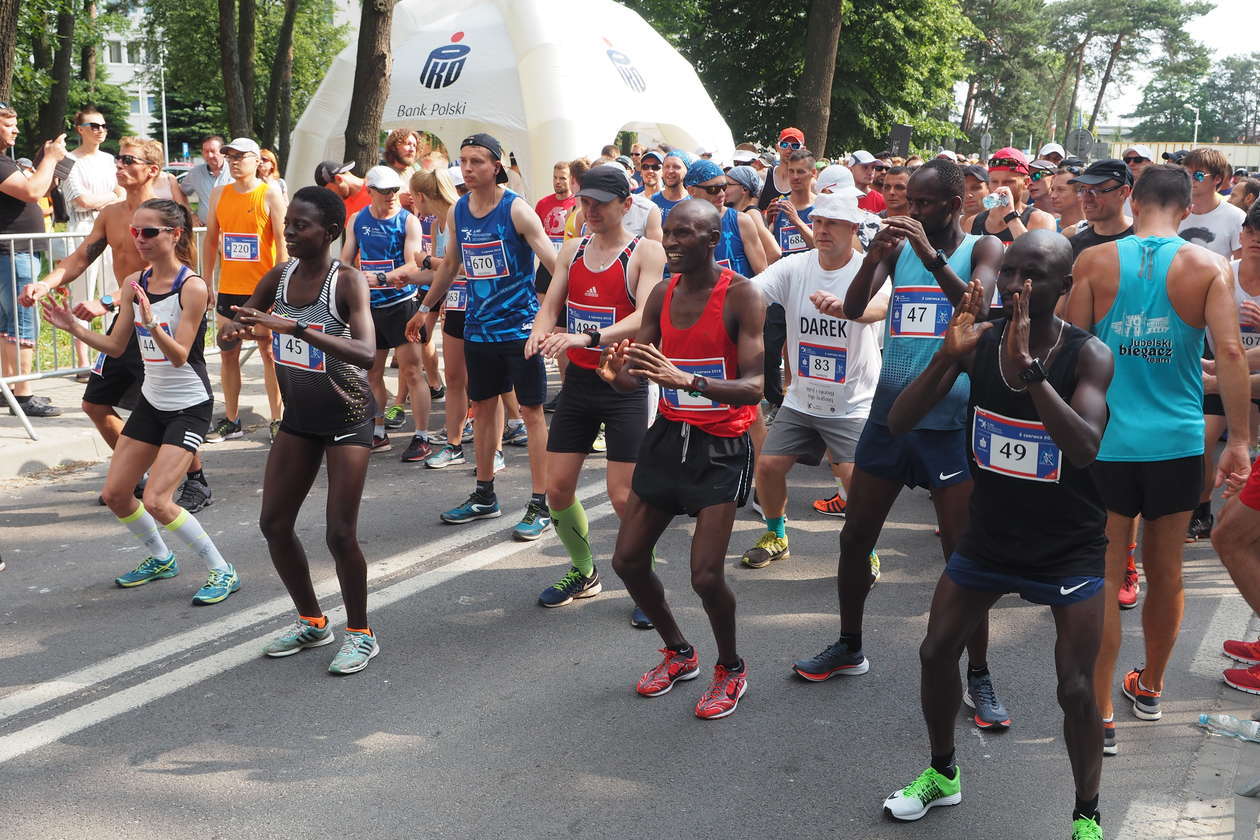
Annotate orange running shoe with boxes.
[1118,554,1140,610]
[695,662,748,720]
[1223,639,1260,665]
[812,492,847,517]
[636,647,700,697]
[1121,667,1161,720]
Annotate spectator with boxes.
[181,135,232,224]
[1227,177,1259,212]
[258,147,288,199]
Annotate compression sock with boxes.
[840,632,862,652]
[550,500,594,576]
[531,491,547,508]
[1072,795,1100,822]
[300,614,328,628]
[164,508,230,572]
[186,468,205,483]
[931,750,957,779]
[765,515,786,539]
[475,478,495,501]
[118,506,172,559]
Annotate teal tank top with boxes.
[868,235,979,430]
[1095,235,1204,461]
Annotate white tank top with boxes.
[135,266,212,410]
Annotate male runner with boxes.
[962,164,990,221]
[969,148,1056,243]
[1228,178,1260,211]
[638,150,664,201]
[880,166,911,218]
[600,200,764,719]
[757,127,807,213]
[203,137,287,442]
[535,161,576,253]
[383,128,421,211]
[766,148,817,257]
[1027,160,1056,211]
[849,151,886,214]
[1067,160,1134,259]
[405,133,558,539]
[181,135,232,224]
[651,151,689,224]
[315,160,370,232]
[1052,163,1086,234]
[792,160,1010,729]
[1066,164,1251,753]
[683,159,767,277]
[524,165,665,610]
[883,232,1113,840]
[1037,142,1067,166]
[21,137,213,510]
[1179,148,1245,260]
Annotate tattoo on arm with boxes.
[85,237,107,263]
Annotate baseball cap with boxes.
[223,137,260,156]
[1029,159,1057,175]
[683,159,725,187]
[1068,159,1132,187]
[778,127,805,145]
[461,133,510,183]
[815,164,864,199]
[1235,167,1249,177]
[1038,142,1066,159]
[640,149,664,165]
[810,191,863,225]
[1124,144,1154,161]
[936,150,958,161]
[314,160,355,186]
[849,150,877,166]
[1162,149,1189,164]
[575,165,631,203]
[364,165,403,191]
[447,163,465,187]
[988,147,1030,174]
[963,164,989,183]
[614,155,634,172]
[732,149,757,165]
[726,166,761,198]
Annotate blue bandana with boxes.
[683,158,724,187]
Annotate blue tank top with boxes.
[868,234,979,430]
[651,192,687,225]
[453,189,538,343]
[716,207,751,276]
[772,204,814,255]
[354,206,416,308]
[1095,235,1203,461]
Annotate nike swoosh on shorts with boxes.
[1059,581,1089,595]
[334,433,355,441]
[938,471,964,481]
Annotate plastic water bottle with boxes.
[982,191,1011,210]
[1198,713,1260,742]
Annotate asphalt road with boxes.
[2,402,1258,839]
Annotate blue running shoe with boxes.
[513,500,552,541]
[441,493,501,524]
[115,552,179,588]
[503,420,528,446]
[192,564,241,605]
[263,618,335,657]
[630,605,654,629]
[328,630,380,675]
[493,450,507,474]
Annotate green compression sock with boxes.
[549,500,594,576]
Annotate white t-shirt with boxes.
[1179,198,1245,258]
[755,250,890,418]
[62,148,118,231]
[1211,260,1260,356]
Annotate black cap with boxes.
[1063,155,1086,168]
[1235,168,1249,177]
[963,164,988,183]
[1068,158,1132,186]
[1162,149,1189,164]
[574,165,630,203]
[460,133,509,184]
[314,160,354,186]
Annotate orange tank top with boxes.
[215,181,276,296]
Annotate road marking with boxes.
[0,480,607,725]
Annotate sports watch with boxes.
[687,374,708,397]
[374,272,388,287]
[583,329,601,348]
[924,249,948,272]
[292,320,309,335]
[1003,210,1020,225]
[100,295,116,312]
[1018,358,1047,384]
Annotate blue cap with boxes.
[683,158,724,187]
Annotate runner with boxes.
[405,133,558,539]
[383,128,421,211]
[600,199,764,719]
[766,149,816,257]
[792,160,1009,731]
[738,191,888,570]
[1053,161,1087,234]
[1121,145,1154,184]
[535,161,576,254]
[638,150,664,201]
[725,165,779,262]
[21,137,213,511]
[1066,160,1134,259]
[340,165,431,460]
[1178,148,1245,260]
[970,148,1057,242]
[315,160,370,232]
[524,165,665,614]
[181,135,232,224]
[756,127,806,213]
[883,232,1112,840]
[1037,142,1067,166]
[651,150,690,224]
[224,186,380,675]
[1228,177,1259,211]
[202,137,287,443]
[1066,164,1252,754]
[683,159,767,277]
[962,164,990,223]
[849,151,886,214]
[1027,160,1057,213]
[40,199,239,605]
[880,166,911,218]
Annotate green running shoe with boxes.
[115,552,179,588]
[741,531,789,568]
[263,618,335,657]
[383,404,406,430]
[328,630,380,675]
[1071,815,1103,839]
[192,564,241,605]
[869,550,881,585]
[883,766,962,821]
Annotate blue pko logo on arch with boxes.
[604,41,645,93]
[422,32,470,89]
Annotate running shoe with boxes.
[1186,511,1214,542]
[175,474,213,514]
[694,662,748,720]
[115,552,179,587]
[1121,667,1161,720]
[792,638,869,681]
[812,492,847,517]
[0,554,4,572]
[424,444,466,469]
[750,490,763,517]
[741,531,789,569]
[400,436,432,463]
[513,500,552,541]
[429,427,448,444]
[429,385,446,401]
[206,417,242,443]
[1223,663,1260,695]
[1102,719,1117,755]
[630,606,654,629]
[262,618,335,657]
[269,419,281,441]
[503,420,528,446]
[133,473,148,500]
[538,566,602,607]
[869,551,881,586]
[590,424,607,453]
[1223,638,1260,665]
[192,564,241,605]
[383,404,406,430]
[963,670,1011,730]
[883,766,962,821]
[371,433,391,453]
[1118,554,1140,610]
[328,629,379,675]
[461,419,475,443]
[493,450,507,474]
[441,493,501,523]
[13,397,61,417]
[636,647,700,696]
[1071,815,1103,840]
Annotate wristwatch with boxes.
[418,303,432,314]
[292,320,309,335]
[101,295,116,312]
[1018,358,1047,384]
[583,328,601,348]
[422,255,433,271]
[374,272,388,287]
[1003,210,1020,225]
[687,374,708,396]
[924,249,948,272]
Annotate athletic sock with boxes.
[413,431,427,441]
[668,643,693,657]
[185,468,205,484]
[840,631,861,652]
[723,658,745,672]
[119,506,171,559]
[550,500,594,576]
[530,491,547,508]
[300,614,327,628]
[475,478,495,501]
[374,422,385,437]
[968,663,989,677]
[834,477,847,500]
[1072,795,1100,822]
[765,515,786,539]
[346,626,372,636]
[930,750,957,778]
[164,508,230,572]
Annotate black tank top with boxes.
[1068,223,1133,259]
[970,206,1034,243]
[956,318,1106,578]
[271,259,374,434]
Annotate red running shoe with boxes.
[1224,663,1260,695]
[695,662,748,720]
[812,492,847,517]
[636,647,700,697]
[1223,639,1260,666]
[1121,667,1162,720]
[1118,554,1140,611]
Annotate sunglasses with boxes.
[630,152,641,158]
[640,163,661,171]
[1075,183,1126,198]
[1191,170,1209,182]
[117,154,154,166]
[779,140,802,150]
[79,122,107,131]
[1122,156,1147,164]
[1059,165,1084,175]
[694,184,726,196]
[370,186,400,194]
[129,226,175,239]
[1029,170,1053,181]
[988,157,1028,172]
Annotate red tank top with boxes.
[565,235,640,369]
[657,269,756,437]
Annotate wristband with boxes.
[584,329,601,348]
[418,303,432,313]
[422,255,433,271]
[1003,210,1019,225]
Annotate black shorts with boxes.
[443,310,465,340]
[215,292,251,321]
[278,418,373,448]
[546,364,648,462]
[465,338,547,405]
[122,396,213,453]
[763,303,787,406]
[372,298,419,350]
[1203,393,1260,416]
[83,326,143,410]
[534,264,552,296]
[631,417,753,516]
[1092,455,1203,519]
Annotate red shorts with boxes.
[1239,457,1260,511]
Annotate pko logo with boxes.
[421,32,470,89]
[604,40,645,93]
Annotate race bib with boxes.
[462,240,510,280]
[890,285,951,338]
[797,340,847,383]
[272,323,326,371]
[360,258,395,276]
[778,223,806,253]
[91,352,106,376]
[223,233,260,262]
[566,301,616,335]
[661,358,726,411]
[445,279,467,312]
[971,406,1061,483]
[549,235,565,253]
[1242,323,1260,350]
[134,322,173,364]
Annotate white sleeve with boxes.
[752,255,791,305]
[60,159,88,203]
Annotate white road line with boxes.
[0,481,606,725]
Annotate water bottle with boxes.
[1198,712,1260,742]
[982,191,1010,210]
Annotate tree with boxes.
[794,0,843,154]
[1200,53,1260,143]
[217,0,253,137]
[0,0,17,103]
[1125,45,1210,141]
[36,5,76,145]
[259,0,299,161]
[344,0,397,175]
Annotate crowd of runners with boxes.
[8,98,1260,838]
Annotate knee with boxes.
[690,567,724,600]
[141,491,174,522]
[1056,670,1095,714]
[611,550,644,581]
[918,634,961,669]
[839,525,875,562]
[81,400,111,422]
[256,341,274,362]
[259,509,291,543]
[325,525,359,560]
[102,485,135,514]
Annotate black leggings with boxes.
[763,303,786,407]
